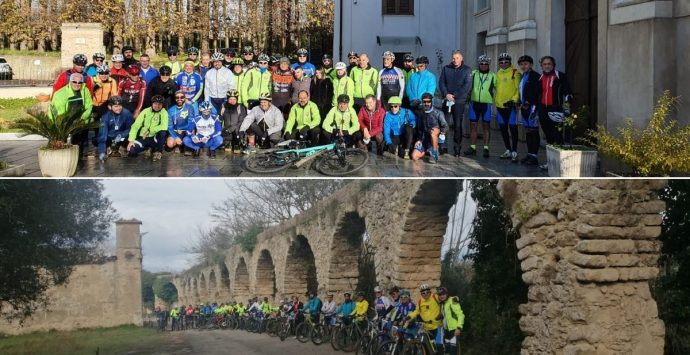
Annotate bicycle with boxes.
[295,313,318,343]
[358,318,393,355]
[335,315,369,352]
[311,314,337,346]
[375,321,438,355]
[242,130,369,176]
[279,313,297,341]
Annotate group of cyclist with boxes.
[50,44,570,167]
[154,283,464,354]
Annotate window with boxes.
[383,0,414,16]
[475,0,490,13]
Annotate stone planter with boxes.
[37,145,79,177]
[546,145,598,177]
[0,163,26,177]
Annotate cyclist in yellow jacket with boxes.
[351,291,369,320]
[408,284,444,354]
[437,286,465,355]
[494,53,522,162]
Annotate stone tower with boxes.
[115,218,144,326]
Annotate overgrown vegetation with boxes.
[654,180,690,355]
[152,277,179,305]
[0,181,117,322]
[441,180,527,355]
[586,90,690,176]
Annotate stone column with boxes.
[60,23,105,69]
[115,218,144,326]
[486,0,509,58]
[498,180,666,354]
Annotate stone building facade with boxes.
[0,219,144,335]
[60,23,105,69]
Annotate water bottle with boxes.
[439,134,446,145]
[445,100,455,114]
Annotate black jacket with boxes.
[439,63,473,104]
[145,77,179,108]
[520,69,541,107]
[310,77,334,114]
[539,70,572,108]
[221,102,248,133]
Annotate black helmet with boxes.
[122,45,134,52]
[518,55,534,64]
[187,46,200,55]
[73,54,88,66]
[159,65,172,76]
[403,54,414,62]
[322,54,332,60]
[151,95,165,104]
[421,92,434,101]
[226,89,239,98]
[415,56,429,65]
[109,95,124,105]
[296,48,308,56]
[92,52,106,60]
[337,94,350,104]
[166,46,178,56]
[348,51,358,58]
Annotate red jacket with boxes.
[52,69,94,97]
[358,106,385,137]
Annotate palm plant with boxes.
[12,106,99,150]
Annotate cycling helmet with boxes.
[388,96,402,105]
[382,51,395,60]
[518,55,534,64]
[347,51,358,58]
[122,45,134,53]
[126,65,140,76]
[478,55,491,65]
[374,286,382,293]
[112,54,124,62]
[187,46,199,55]
[337,94,350,104]
[109,95,124,105]
[151,95,165,104]
[96,64,110,74]
[73,54,88,66]
[322,54,332,60]
[257,54,270,62]
[403,54,414,62]
[334,62,347,70]
[210,52,224,61]
[296,48,308,56]
[400,290,411,297]
[421,93,434,102]
[415,56,429,65]
[242,46,254,55]
[92,52,106,60]
[226,89,239,98]
[419,284,431,292]
[356,291,365,297]
[498,53,512,62]
[436,287,448,295]
[166,46,178,56]
[259,93,272,101]
[198,101,212,112]
[389,286,400,293]
[231,58,244,66]
[159,65,172,76]
[548,111,566,123]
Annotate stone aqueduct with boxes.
[173,180,667,354]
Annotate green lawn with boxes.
[0,97,38,132]
[0,49,60,57]
[0,325,167,355]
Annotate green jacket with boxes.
[322,106,359,135]
[241,68,272,103]
[325,68,338,82]
[470,70,496,104]
[232,72,246,105]
[164,61,182,78]
[441,296,465,330]
[48,84,93,122]
[350,65,379,99]
[332,75,354,107]
[285,101,321,134]
[128,107,168,141]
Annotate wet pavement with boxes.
[0,133,550,177]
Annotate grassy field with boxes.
[0,325,167,355]
[0,97,38,132]
[0,49,61,57]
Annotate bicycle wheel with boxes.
[402,341,426,355]
[356,334,372,355]
[338,326,360,352]
[315,148,369,176]
[331,326,342,351]
[376,340,401,355]
[243,152,295,174]
[312,324,326,345]
[295,322,311,343]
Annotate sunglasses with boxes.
[95,58,103,61]
[98,72,108,75]
[390,105,400,108]
[499,61,510,64]
[259,61,268,64]
[422,100,432,104]
[479,63,490,65]
[298,55,307,57]
[421,290,431,294]
[70,81,83,84]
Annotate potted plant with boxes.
[0,160,25,177]
[545,104,598,177]
[586,90,690,176]
[12,106,99,177]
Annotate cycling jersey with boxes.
[495,66,521,108]
[128,107,168,141]
[48,84,93,122]
[260,302,273,314]
[187,113,222,139]
[377,66,405,101]
[167,103,196,138]
[175,71,204,103]
[408,294,442,331]
[93,76,119,107]
[350,65,379,99]
[291,62,316,78]
[97,108,134,154]
[374,296,392,318]
[285,101,321,134]
[470,70,496,104]
[332,75,354,107]
[118,77,146,114]
[322,107,360,135]
[352,299,369,318]
[383,108,416,145]
[392,301,416,323]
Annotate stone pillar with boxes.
[60,23,105,69]
[498,180,666,354]
[115,218,144,326]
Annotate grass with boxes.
[0,49,60,57]
[0,325,167,355]
[0,97,38,132]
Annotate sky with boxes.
[101,179,477,274]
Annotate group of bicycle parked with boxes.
[151,284,465,354]
[49,44,571,167]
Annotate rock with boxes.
[576,268,620,283]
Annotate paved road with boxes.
[0,133,552,177]
[153,329,339,355]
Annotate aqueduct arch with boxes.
[283,235,318,298]
[174,180,666,354]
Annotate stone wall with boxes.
[498,180,666,355]
[0,219,144,335]
[60,23,105,69]
[0,55,61,81]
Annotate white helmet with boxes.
[382,51,395,60]
[498,53,512,62]
[548,112,565,123]
[419,284,431,292]
[478,55,491,65]
[112,54,124,62]
[211,52,224,61]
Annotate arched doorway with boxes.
[327,212,365,297]
[283,235,318,298]
[233,258,250,301]
[255,250,276,300]
[209,269,218,299]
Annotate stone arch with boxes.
[219,262,231,297]
[209,269,218,299]
[327,211,365,296]
[255,249,276,299]
[283,235,318,299]
[192,278,199,299]
[233,257,250,301]
[199,274,207,301]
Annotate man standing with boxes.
[437,287,465,355]
[332,62,354,108]
[204,52,234,113]
[350,53,379,113]
[406,56,436,112]
[377,51,405,111]
[122,45,138,68]
[465,55,496,158]
[438,50,472,156]
[139,54,159,86]
[517,55,542,166]
[164,46,182,78]
[291,48,316,78]
[495,53,522,162]
[195,52,212,80]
